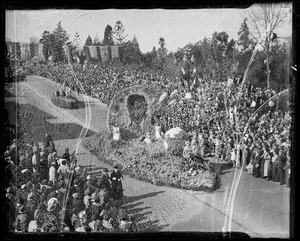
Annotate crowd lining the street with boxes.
[5,60,291,233]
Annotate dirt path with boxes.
[8,76,290,237]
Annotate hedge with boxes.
[51,94,81,109]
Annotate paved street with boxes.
[5,76,290,238]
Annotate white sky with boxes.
[5,6,292,53]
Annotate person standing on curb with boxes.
[110,165,123,201]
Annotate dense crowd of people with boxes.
[4,130,138,233]
[25,61,291,187]
[25,61,175,105]
[5,58,291,233]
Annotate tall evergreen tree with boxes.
[85,35,93,46]
[236,18,255,75]
[39,31,55,60]
[103,25,114,46]
[51,21,69,62]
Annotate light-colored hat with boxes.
[86,175,92,180]
[18,205,27,214]
[72,193,79,199]
[75,167,80,172]
[47,197,59,212]
[78,210,87,219]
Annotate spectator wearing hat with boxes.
[37,151,49,181]
[85,174,98,193]
[32,151,39,173]
[57,159,69,178]
[27,215,40,232]
[49,162,57,186]
[62,148,71,166]
[48,140,56,154]
[5,187,16,231]
[230,147,236,168]
[72,192,85,212]
[271,147,279,182]
[48,152,57,168]
[277,148,287,185]
[14,205,28,232]
[284,147,290,187]
[43,132,53,148]
[84,189,92,208]
[110,165,123,201]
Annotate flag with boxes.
[89,46,99,60]
[20,43,30,61]
[30,43,38,59]
[111,46,119,59]
[38,43,45,59]
[11,42,21,59]
[100,46,109,62]
[6,41,12,53]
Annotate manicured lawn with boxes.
[16,103,96,143]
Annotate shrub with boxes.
[51,94,80,109]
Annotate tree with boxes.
[209,31,236,81]
[51,21,69,62]
[85,35,93,46]
[142,47,157,68]
[39,31,55,60]
[119,40,142,64]
[103,25,114,46]
[113,20,128,45]
[236,18,255,75]
[247,3,292,88]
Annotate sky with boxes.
[5,5,292,54]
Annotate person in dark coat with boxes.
[110,166,123,200]
[277,148,287,185]
[284,147,290,187]
[43,133,53,148]
[62,148,71,166]
[37,152,49,181]
[252,148,261,178]
[14,205,29,232]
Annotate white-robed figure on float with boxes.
[155,125,163,140]
[112,126,120,141]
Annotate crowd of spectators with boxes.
[8,60,290,234]
[26,61,175,105]
[4,130,137,233]
[25,61,291,183]
[25,61,291,186]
